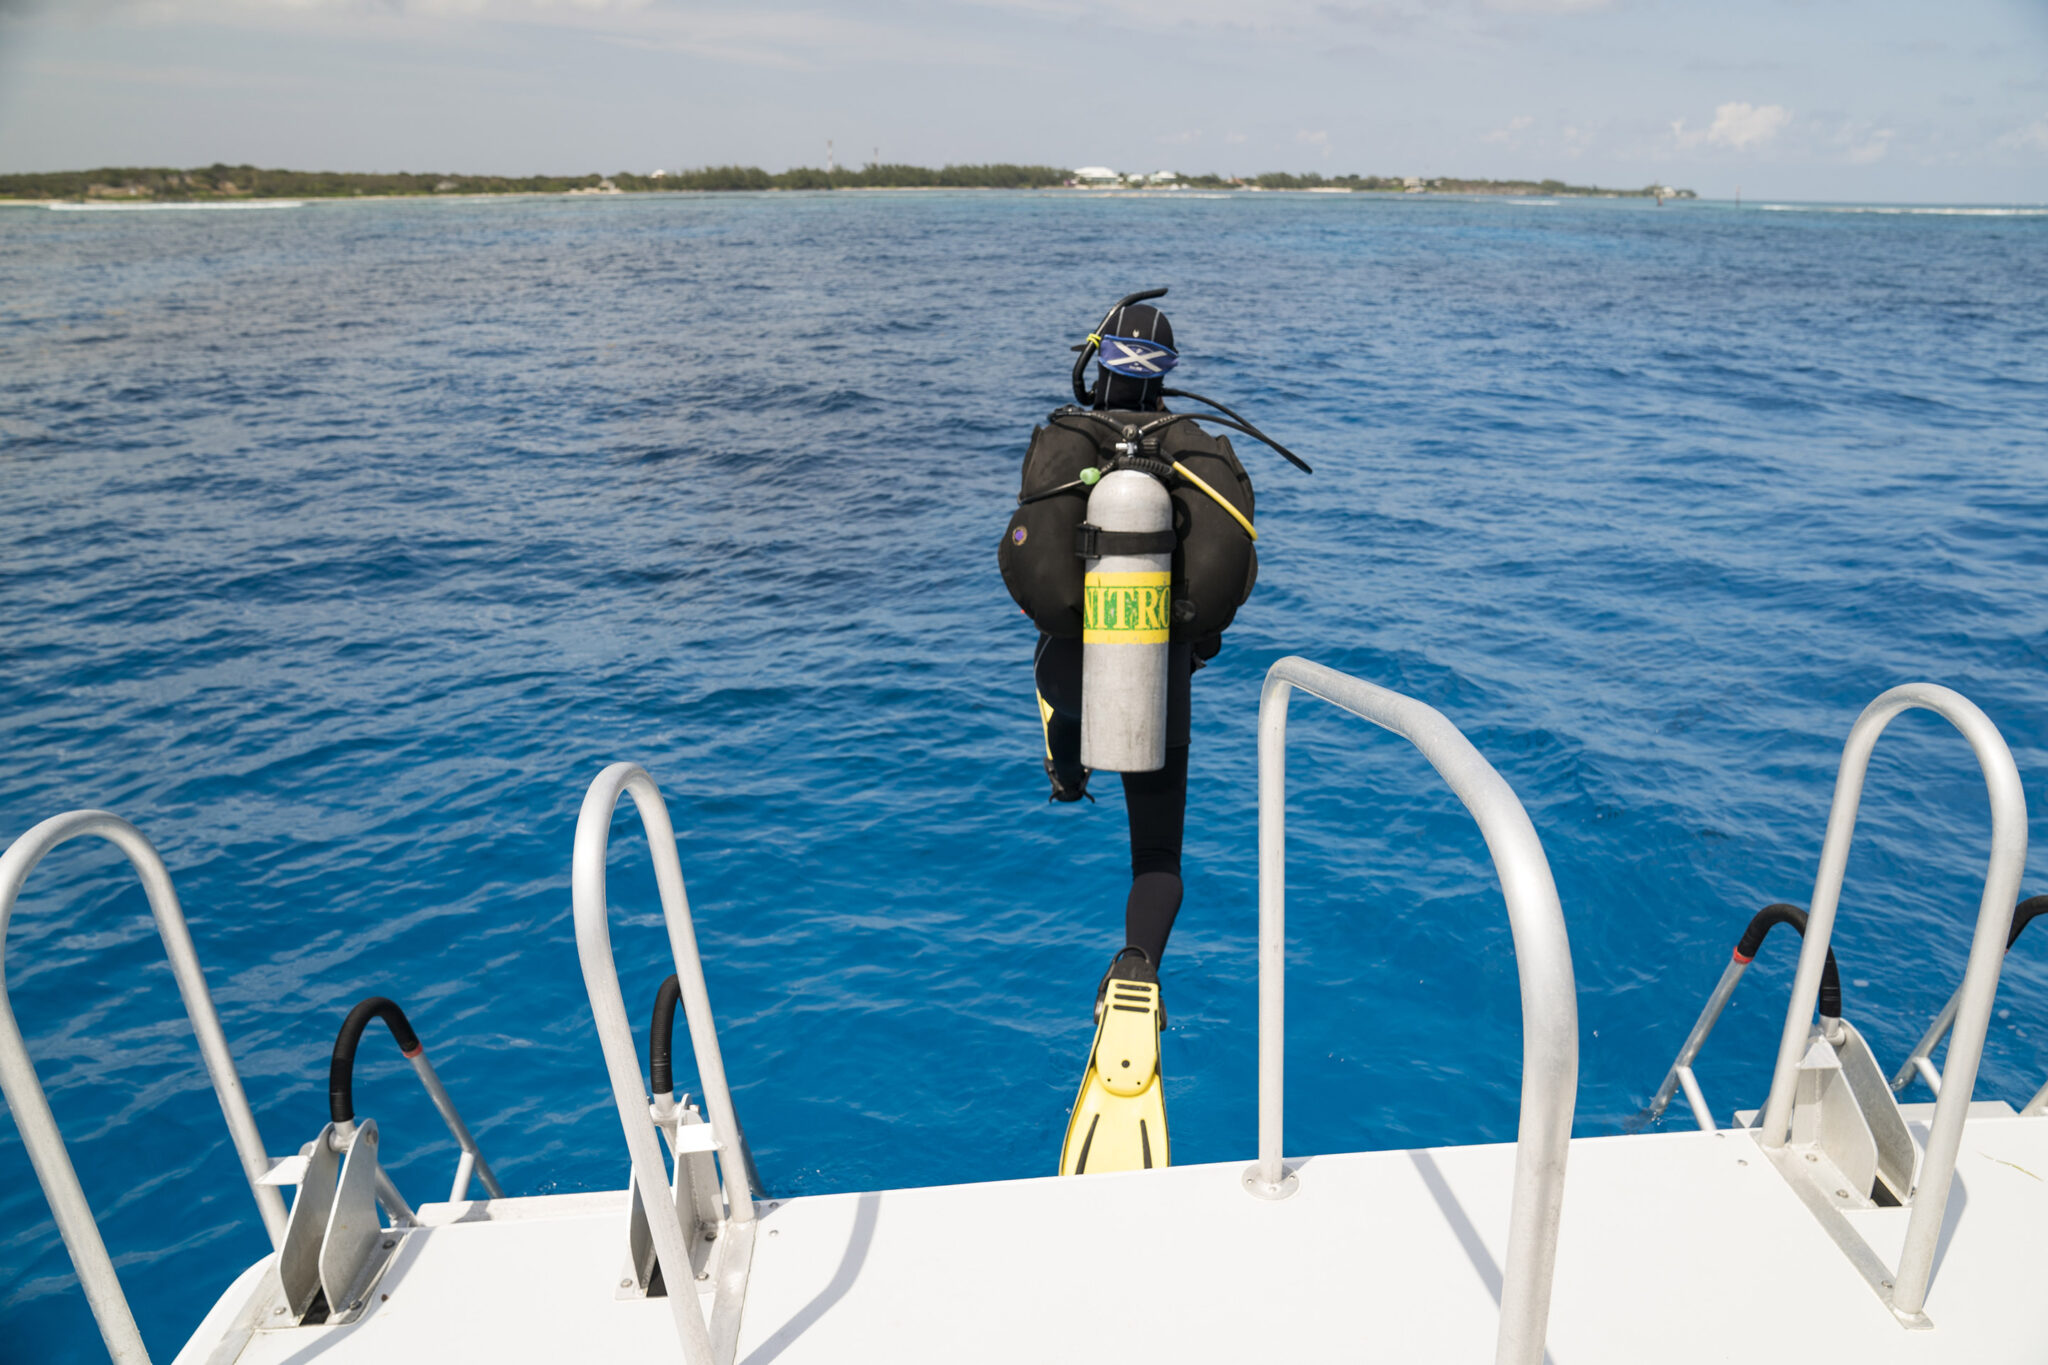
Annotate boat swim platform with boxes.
[15,668,2042,1364]
[190,1105,2048,1365]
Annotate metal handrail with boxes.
[326,994,505,1202]
[1889,896,2047,1099]
[1246,658,1578,1365]
[0,810,288,1365]
[1641,905,1841,1132]
[572,763,755,1365]
[1755,683,2027,1322]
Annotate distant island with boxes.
[0,163,1696,202]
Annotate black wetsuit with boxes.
[1029,300,1203,966]
[1033,610,1193,965]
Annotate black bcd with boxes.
[998,411,1257,642]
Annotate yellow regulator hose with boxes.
[1170,462,1258,542]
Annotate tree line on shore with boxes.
[0,163,1075,200]
[0,162,1691,201]
[1235,171,1686,197]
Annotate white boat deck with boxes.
[188,1105,2048,1365]
[17,675,2032,1365]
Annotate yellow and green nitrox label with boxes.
[1082,571,1171,645]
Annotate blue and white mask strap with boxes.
[1096,334,1179,377]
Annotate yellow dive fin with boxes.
[1059,978,1168,1175]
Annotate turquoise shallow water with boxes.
[2,191,2047,1359]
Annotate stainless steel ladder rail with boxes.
[1889,896,2047,1101]
[1649,962,1741,1132]
[0,811,288,1365]
[322,993,507,1204]
[1243,658,1578,1365]
[1642,904,1838,1132]
[572,762,756,1365]
[1754,682,2027,1325]
[1896,992,1960,1099]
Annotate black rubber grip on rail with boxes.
[1733,903,1842,1020]
[330,996,421,1125]
[2007,895,2048,950]
[650,974,682,1097]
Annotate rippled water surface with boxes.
[3,191,2046,1359]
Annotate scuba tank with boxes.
[1078,469,1174,772]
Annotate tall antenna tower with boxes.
[827,139,836,173]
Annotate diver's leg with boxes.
[1060,636,1189,1178]
[1033,634,1089,800]
[1120,746,1188,963]
[1118,638,1194,962]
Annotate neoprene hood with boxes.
[1093,303,1176,411]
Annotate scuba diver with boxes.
[997,288,1309,1175]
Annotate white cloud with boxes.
[1710,101,1791,148]
[1846,128,1893,165]
[1224,131,1247,146]
[1296,129,1328,145]
[43,0,1000,71]
[125,0,649,11]
[1483,113,1533,145]
[958,0,1618,47]
[1672,101,1791,151]
[1997,116,2048,153]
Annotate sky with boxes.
[1,0,2045,202]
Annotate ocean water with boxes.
[2,190,2046,1359]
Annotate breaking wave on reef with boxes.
[44,199,307,211]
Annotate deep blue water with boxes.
[2,190,2046,1360]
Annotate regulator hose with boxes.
[1016,466,1103,508]
[1051,407,1312,476]
[1160,387,1313,474]
[329,996,422,1125]
[1171,460,1257,541]
[1734,903,1842,1020]
[1016,444,1256,543]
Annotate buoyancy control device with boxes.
[998,288,1313,772]
[998,410,1261,644]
